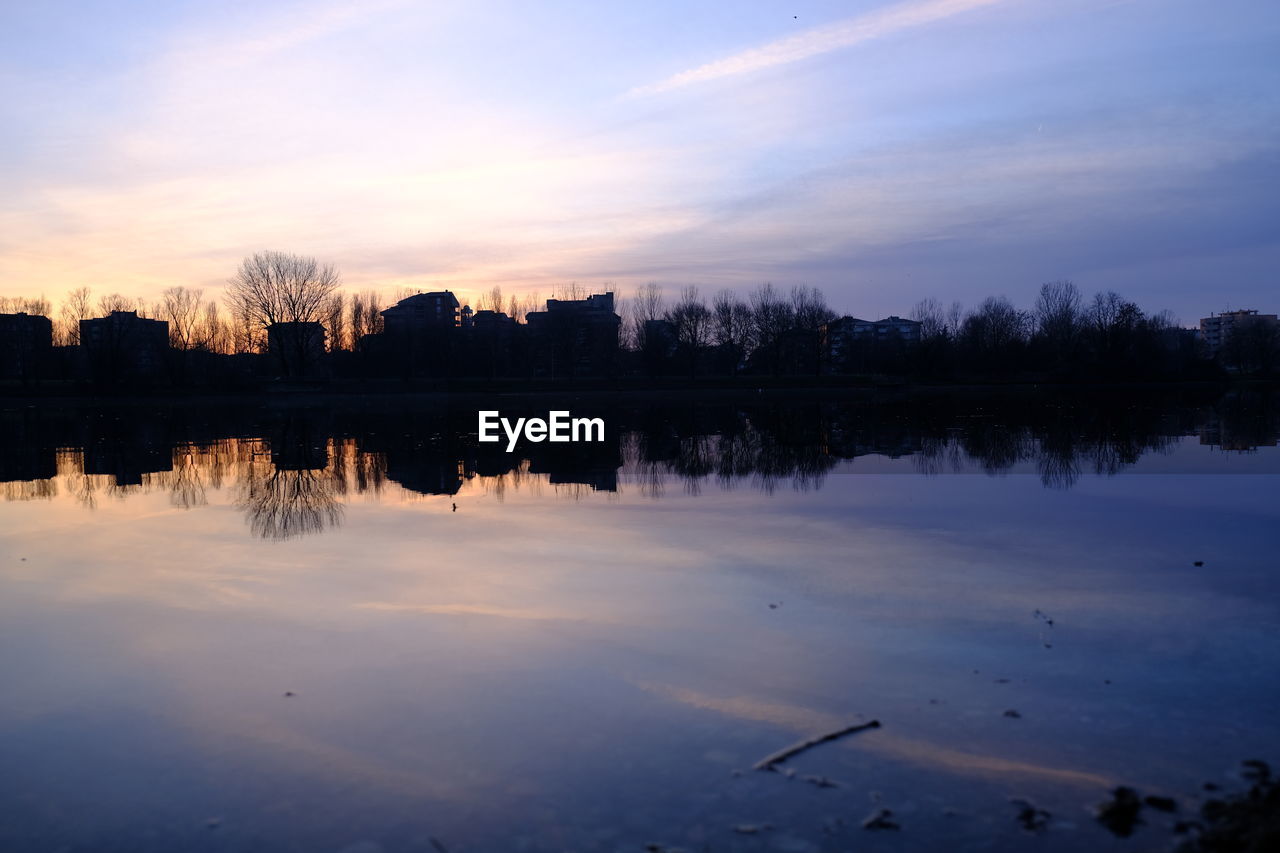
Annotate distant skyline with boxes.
[2,0,1277,322]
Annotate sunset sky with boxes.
[2,0,1276,321]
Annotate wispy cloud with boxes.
[628,0,1010,97]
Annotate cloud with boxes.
[628,0,1010,97]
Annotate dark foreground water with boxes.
[1,389,1278,852]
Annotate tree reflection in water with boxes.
[0,389,1275,539]
[236,465,344,541]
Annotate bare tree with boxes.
[348,290,384,343]
[225,250,341,332]
[749,284,794,374]
[197,302,230,353]
[230,300,262,354]
[60,287,93,345]
[961,295,1031,355]
[665,286,712,376]
[1034,281,1081,335]
[627,282,664,352]
[790,286,835,330]
[912,298,948,341]
[482,285,504,313]
[519,292,541,325]
[97,293,132,315]
[0,295,51,315]
[945,300,965,340]
[1085,290,1143,362]
[160,287,205,351]
[349,294,368,344]
[504,293,521,321]
[323,292,347,352]
[712,289,753,374]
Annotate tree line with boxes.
[4,250,1276,382]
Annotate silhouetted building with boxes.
[384,456,465,495]
[1199,309,1278,358]
[873,316,922,344]
[377,292,462,377]
[526,292,620,378]
[382,291,461,334]
[461,309,518,377]
[0,312,53,383]
[821,315,921,373]
[266,321,326,378]
[471,309,515,332]
[80,311,168,383]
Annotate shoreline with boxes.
[1,377,1271,411]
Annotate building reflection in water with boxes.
[1,389,1276,539]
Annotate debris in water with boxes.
[732,823,771,835]
[862,809,899,831]
[1193,560,1204,567]
[753,720,881,771]
[284,691,296,697]
[1096,786,1144,837]
[1011,798,1051,833]
[1183,761,1279,851]
[994,678,1010,683]
[1003,709,1022,719]
[800,774,839,789]
[429,839,450,853]
[1033,609,1055,627]
[205,818,222,830]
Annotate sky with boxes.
[1,0,1277,322]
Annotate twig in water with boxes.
[753,720,881,770]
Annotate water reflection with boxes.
[2,389,1277,538]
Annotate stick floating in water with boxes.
[753,719,881,770]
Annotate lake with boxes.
[1,389,1278,852]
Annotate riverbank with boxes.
[2,375,1272,410]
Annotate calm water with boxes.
[1,390,1278,852]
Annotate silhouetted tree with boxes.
[712,289,752,375]
[1033,280,1083,370]
[58,287,93,346]
[960,296,1030,372]
[665,286,712,377]
[322,292,347,352]
[160,287,204,351]
[226,251,340,331]
[749,284,793,374]
[97,293,132,315]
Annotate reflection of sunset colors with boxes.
[3,1,1277,320]
[6,393,1280,541]
[2,400,1279,849]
